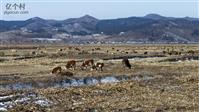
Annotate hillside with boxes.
[0,14,199,44]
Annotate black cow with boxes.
[122,58,132,69]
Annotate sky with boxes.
[0,0,199,20]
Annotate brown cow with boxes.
[66,60,76,70]
[52,66,62,74]
[168,51,181,55]
[187,50,195,55]
[95,48,101,50]
[92,62,104,71]
[81,59,94,70]
[75,47,81,51]
[68,46,72,50]
[122,58,131,69]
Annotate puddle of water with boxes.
[83,78,99,85]
[0,75,155,91]
[132,75,154,81]
[0,83,33,91]
[101,77,119,83]
[0,92,52,111]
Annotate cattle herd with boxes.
[51,46,198,76]
[52,58,132,76]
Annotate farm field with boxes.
[0,44,199,111]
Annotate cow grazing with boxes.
[187,50,195,55]
[75,47,81,51]
[66,60,76,70]
[81,59,94,70]
[162,51,167,55]
[106,50,109,53]
[92,62,104,71]
[95,48,101,50]
[52,66,62,74]
[122,58,132,69]
[168,51,181,55]
[68,46,72,50]
[133,50,138,53]
[144,51,148,55]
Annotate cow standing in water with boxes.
[66,60,76,70]
[122,58,132,69]
[81,59,94,70]
[52,66,62,74]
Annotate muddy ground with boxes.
[0,44,199,111]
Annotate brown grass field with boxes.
[0,44,199,112]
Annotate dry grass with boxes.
[0,44,199,111]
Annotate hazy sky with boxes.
[1,0,199,20]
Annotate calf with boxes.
[81,59,94,70]
[92,62,104,71]
[66,60,76,70]
[52,66,62,74]
[122,58,132,69]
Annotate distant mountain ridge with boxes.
[0,14,199,44]
[144,14,168,20]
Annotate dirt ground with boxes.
[0,44,199,111]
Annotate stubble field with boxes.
[0,44,199,111]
